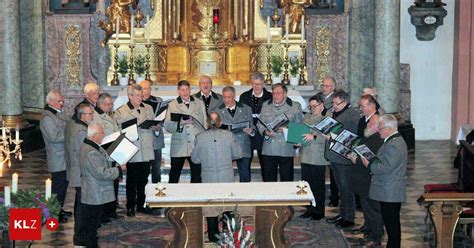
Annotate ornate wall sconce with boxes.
[408,0,447,41]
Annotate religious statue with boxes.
[276,0,311,34]
[99,0,138,47]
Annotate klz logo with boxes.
[9,208,42,240]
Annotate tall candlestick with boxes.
[301,15,305,42]
[285,14,289,44]
[15,124,19,143]
[12,173,18,193]
[45,178,52,200]
[4,186,10,206]
[177,0,180,35]
[115,17,120,42]
[234,0,238,29]
[267,16,271,44]
[130,16,134,44]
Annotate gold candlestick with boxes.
[264,43,273,85]
[282,43,290,85]
[0,122,23,177]
[110,43,120,85]
[299,43,307,85]
[271,6,281,28]
[144,43,153,83]
[128,43,136,85]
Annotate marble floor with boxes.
[0,140,473,247]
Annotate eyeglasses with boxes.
[321,84,333,88]
[83,112,94,115]
[333,101,345,107]
[309,103,322,109]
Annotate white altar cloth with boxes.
[114,87,307,110]
[145,182,315,207]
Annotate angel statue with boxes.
[98,0,138,47]
[276,0,311,34]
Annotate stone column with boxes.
[0,0,23,127]
[348,0,375,105]
[374,0,400,113]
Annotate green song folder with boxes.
[286,122,311,146]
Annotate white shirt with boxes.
[252,91,264,98]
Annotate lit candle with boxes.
[301,15,305,43]
[4,186,10,206]
[130,16,134,44]
[12,173,18,193]
[15,124,19,143]
[267,16,271,44]
[157,183,164,190]
[45,178,52,200]
[115,17,120,42]
[285,14,289,45]
[146,15,150,44]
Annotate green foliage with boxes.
[289,57,300,77]
[0,189,61,229]
[117,56,129,77]
[271,55,284,77]
[134,55,146,76]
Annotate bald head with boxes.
[139,80,152,100]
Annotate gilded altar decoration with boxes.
[65,25,82,87]
[315,26,331,85]
[99,0,138,47]
[195,0,220,34]
[276,0,311,34]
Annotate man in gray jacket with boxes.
[257,83,303,182]
[115,84,157,216]
[77,124,125,247]
[192,75,223,113]
[165,80,208,183]
[362,114,407,248]
[325,90,360,229]
[40,90,70,222]
[217,86,255,182]
[65,103,94,245]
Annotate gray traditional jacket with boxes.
[91,106,119,136]
[369,133,407,203]
[191,129,241,183]
[40,105,68,172]
[299,113,330,166]
[217,102,254,158]
[80,139,121,205]
[257,98,304,157]
[193,91,224,113]
[324,106,360,165]
[164,96,208,157]
[65,117,88,188]
[114,102,155,162]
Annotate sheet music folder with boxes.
[105,133,139,165]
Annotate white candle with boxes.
[4,186,10,206]
[301,15,305,42]
[157,183,164,190]
[115,17,120,42]
[243,28,247,36]
[146,15,150,44]
[45,178,52,200]
[267,16,271,44]
[234,0,238,30]
[130,16,134,44]
[173,32,178,39]
[15,124,19,143]
[12,173,18,193]
[0,162,3,177]
[1,123,5,140]
[192,32,196,40]
[285,14,289,44]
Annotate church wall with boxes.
[20,0,47,111]
[400,0,455,140]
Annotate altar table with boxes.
[145,182,315,248]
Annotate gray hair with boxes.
[127,84,143,95]
[46,90,62,104]
[98,93,113,104]
[272,83,288,93]
[333,90,350,103]
[87,123,103,138]
[83,82,100,95]
[250,72,265,82]
[380,114,398,130]
[222,86,235,95]
[323,77,337,87]
[75,103,93,120]
[199,75,213,84]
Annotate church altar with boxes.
[145,181,314,247]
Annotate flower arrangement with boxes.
[215,209,254,248]
[270,55,284,77]
[289,57,300,77]
[134,55,146,77]
[117,56,129,78]
[0,189,60,230]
